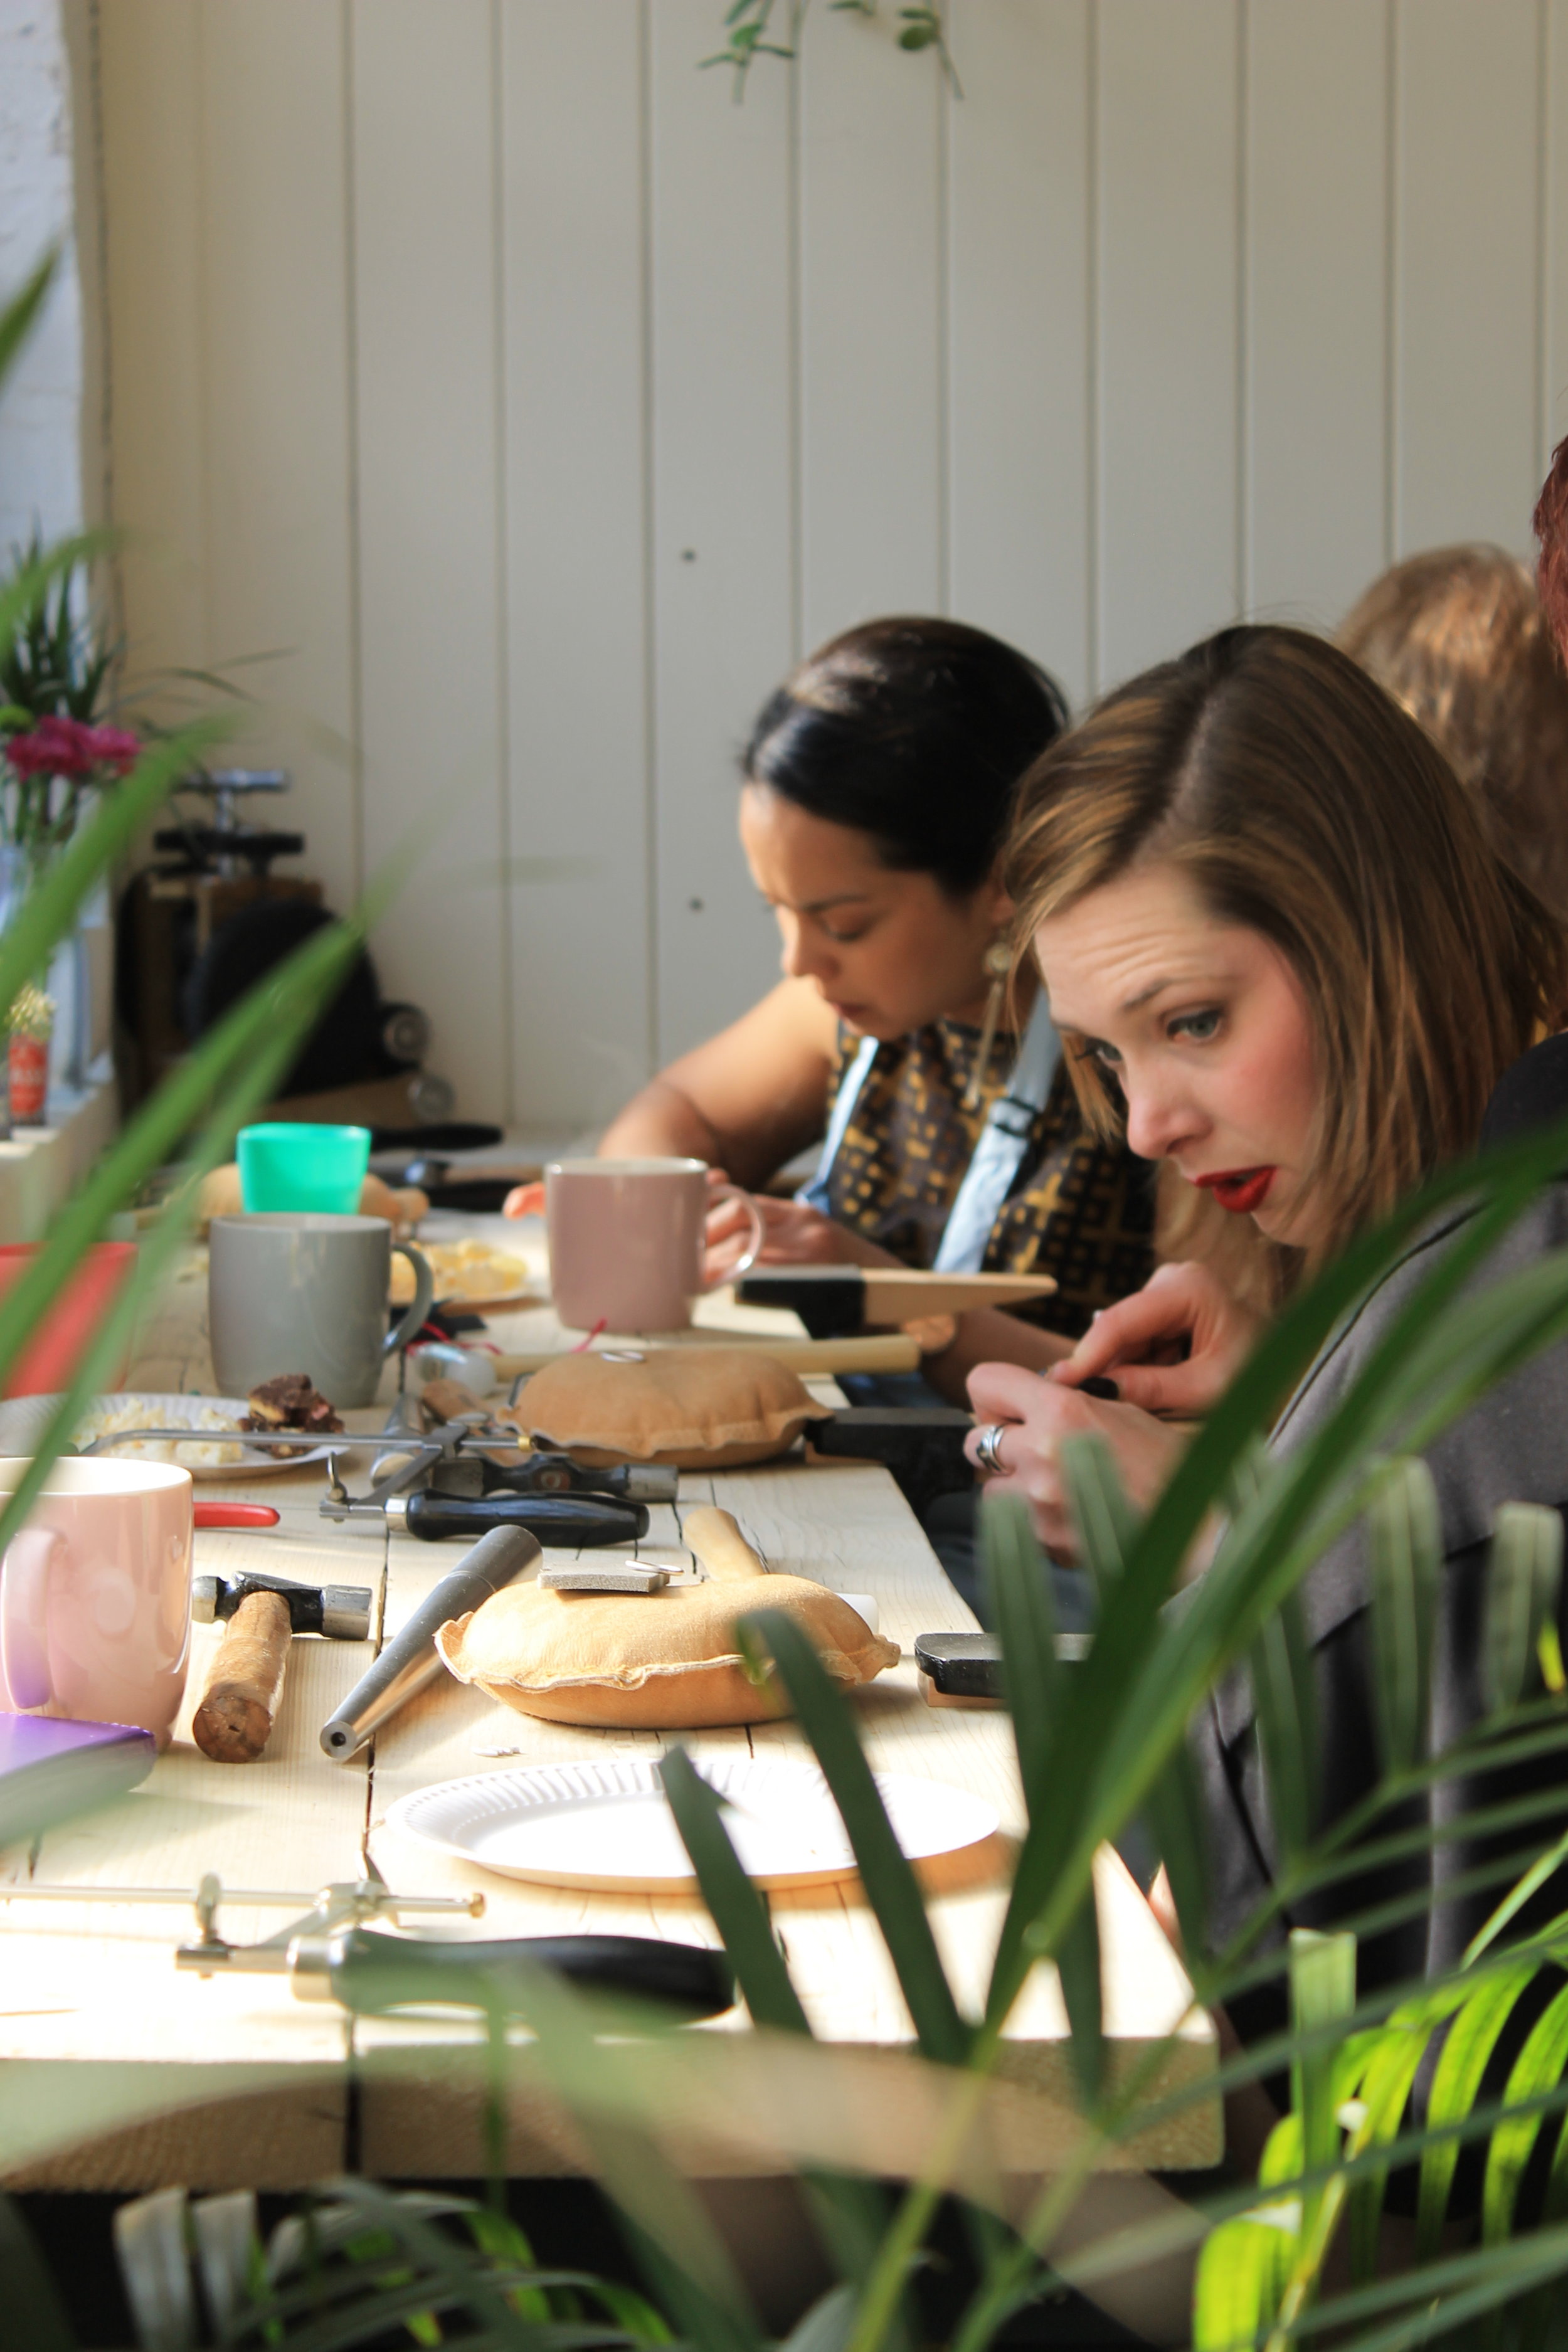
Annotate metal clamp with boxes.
[174,1872,484,1975]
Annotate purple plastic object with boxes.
[0,1711,155,1848]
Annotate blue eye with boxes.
[1172,1009,1221,1042]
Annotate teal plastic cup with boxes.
[237,1123,372,1215]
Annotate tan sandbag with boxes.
[435,1573,899,1729]
[514,1346,832,1470]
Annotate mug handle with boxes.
[1,1526,58,1710]
[384,1241,436,1357]
[701,1184,767,1292]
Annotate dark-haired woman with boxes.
[593,617,1157,1401]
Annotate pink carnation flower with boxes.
[4,714,140,781]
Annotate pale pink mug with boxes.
[547,1157,765,1333]
[0,1456,193,1747]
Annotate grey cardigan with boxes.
[1191,1179,1568,2035]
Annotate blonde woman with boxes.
[964,625,1568,2038]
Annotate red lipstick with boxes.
[1196,1167,1276,1215]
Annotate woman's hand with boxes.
[702,1174,855,1284]
[965,1360,1189,1557]
[1049,1261,1263,1419]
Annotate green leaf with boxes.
[1056,1429,1140,1614]
[0,248,58,398]
[1345,2006,1446,2282]
[779,2285,857,2352]
[660,1747,808,2036]
[746,1608,970,2067]
[114,2188,197,2352]
[492,1967,763,2352]
[0,2192,76,2352]
[1486,1504,1564,1715]
[282,2178,556,2351]
[1142,1735,1210,1959]
[1367,1454,1442,1772]
[1465,1823,1568,1968]
[1482,1979,1568,2242]
[1290,1928,1357,2233]
[645,1751,896,2297]
[1053,1880,1104,2106]
[1251,1591,1319,1859]
[980,1488,1059,1798]
[1416,1961,1537,2257]
[1192,2206,1295,2352]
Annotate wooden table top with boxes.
[0,1217,1217,2193]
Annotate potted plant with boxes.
[0,539,139,1120]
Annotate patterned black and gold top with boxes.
[822,1019,1155,1339]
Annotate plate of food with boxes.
[0,1375,348,1480]
[391,1236,538,1312]
[386,1757,999,1892]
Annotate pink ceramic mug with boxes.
[547,1157,765,1333]
[0,1457,193,1747]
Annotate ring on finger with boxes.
[973,1422,1009,1476]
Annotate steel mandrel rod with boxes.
[320,1524,540,1761]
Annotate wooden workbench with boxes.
[0,1219,1217,2193]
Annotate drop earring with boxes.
[964,936,1014,1111]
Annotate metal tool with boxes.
[320,1523,539,1760]
[193,1569,373,1641]
[431,1449,679,1507]
[165,1873,731,2018]
[192,1570,374,1764]
[174,1873,482,1974]
[3,1871,733,2016]
[807,1406,977,1519]
[316,1399,673,1526]
[0,1872,479,1929]
[379,1489,648,1544]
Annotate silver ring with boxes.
[973,1422,1009,1476]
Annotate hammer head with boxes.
[191,1570,372,1640]
[807,1407,975,1520]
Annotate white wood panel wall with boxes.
[92,0,1568,1131]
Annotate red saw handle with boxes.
[193,1501,280,1530]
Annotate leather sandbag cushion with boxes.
[514,1346,832,1470]
[435,1576,899,1729]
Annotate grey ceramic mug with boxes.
[208,1214,435,1408]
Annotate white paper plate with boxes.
[0,1392,337,1481]
[386,1756,999,1892]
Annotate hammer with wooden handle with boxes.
[191,1571,373,1764]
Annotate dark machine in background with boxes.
[116,769,460,1133]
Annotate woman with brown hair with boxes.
[965,623,1568,2025]
[1338,543,1568,919]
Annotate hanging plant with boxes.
[704,0,961,100]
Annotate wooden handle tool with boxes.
[682,1505,767,1581]
[193,1589,295,1764]
[493,1333,921,1380]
